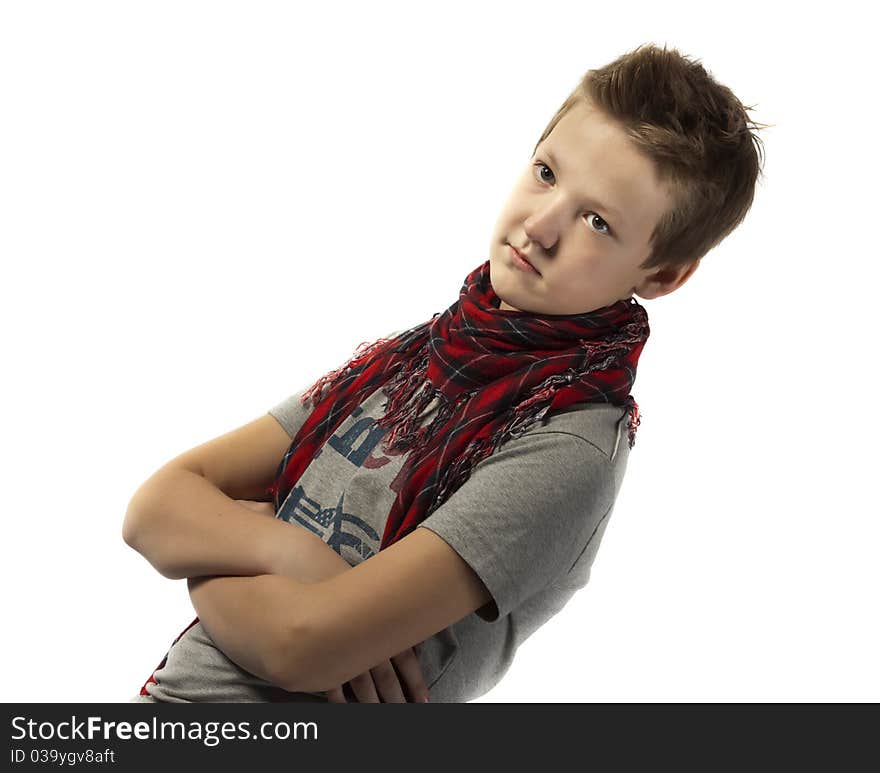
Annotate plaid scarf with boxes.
[140,259,649,698]
[267,259,649,550]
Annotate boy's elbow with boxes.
[121,507,182,580]
[122,483,154,547]
[122,506,141,549]
[121,502,147,555]
[122,471,170,550]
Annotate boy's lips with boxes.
[508,244,541,275]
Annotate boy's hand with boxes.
[325,644,430,703]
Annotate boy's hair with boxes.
[533,43,770,273]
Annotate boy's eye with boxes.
[532,161,613,237]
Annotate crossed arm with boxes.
[188,572,313,688]
[184,501,492,694]
[184,501,350,689]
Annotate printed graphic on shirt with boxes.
[280,488,382,561]
[274,399,426,563]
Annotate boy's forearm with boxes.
[123,467,351,581]
[216,499,355,582]
[186,520,354,688]
[261,518,354,583]
[124,467,281,579]
[188,573,312,687]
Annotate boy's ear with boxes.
[633,259,700,300]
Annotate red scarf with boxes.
[268,259,649,550]
[140,259,649,697]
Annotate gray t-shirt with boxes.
[132,345,633,703]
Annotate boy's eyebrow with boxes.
[541,146,626,226]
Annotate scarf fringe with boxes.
[301,333,403,408]
[428,389,558,515]
[424,369,576,514]
[376,355,465,454]
[625,396,641,449]
[429,384,642,515]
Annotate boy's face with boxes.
[489,97,699,315]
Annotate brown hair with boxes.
[533,43,771,274]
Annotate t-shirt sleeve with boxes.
[267,385,313,439]
[415,429,617,623]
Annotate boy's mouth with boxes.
[508,244,541,276]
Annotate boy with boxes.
[124,42,766,702]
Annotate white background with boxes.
[2,0,877,703]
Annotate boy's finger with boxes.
[325,686,347,703]
[349,672,381,703]
[391,648,430,702]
